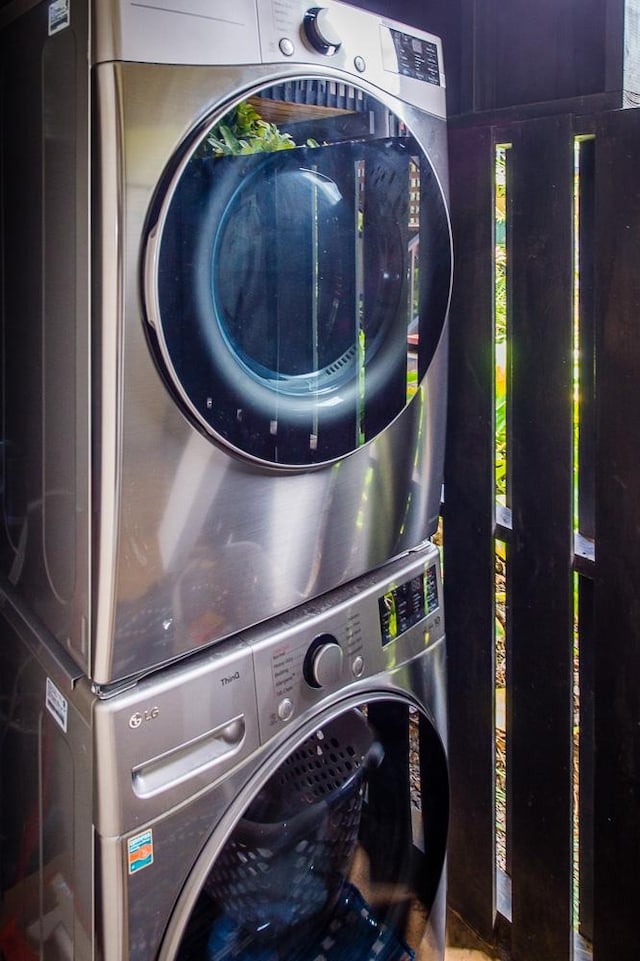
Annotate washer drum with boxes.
[204,710,383,938]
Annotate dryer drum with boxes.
[204,711,383,939]
[148,105,452,468]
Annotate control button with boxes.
[303,633,343,687]
[277,698,294,721]
[352,655,365,678]
[354,55,366,73]
[313,642,343,686]
[303,7,341,55]
[279,37,295,56]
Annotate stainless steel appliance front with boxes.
[0,0,452,686]
[0,542,448,961]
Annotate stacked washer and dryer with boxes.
[0,1,452,959]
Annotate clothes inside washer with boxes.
[206,882,414,961]
[204,712,382,937]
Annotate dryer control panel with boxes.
[94,1,446,118]
[259,0,446,116]
[248,542,444,743]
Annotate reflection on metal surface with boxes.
[0,502,447,961]
[0,5,451,686]
[1,6,450,961]
[145,83,451,471]
[90,65,451,684]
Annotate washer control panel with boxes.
[249,543,444,742]
[379,563,440,645]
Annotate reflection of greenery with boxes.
[495,148,508,504]
[358,324,366,445]
[203,101,318,156]
[493,144,584,919]
[495,149,508,875]
[406,367,418,401]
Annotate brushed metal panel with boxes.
[0,0,91,667]
[93,0,447,126]
[93,640,259,835]
[0,549,447,961]
[0,606,94,960]
[94,0,262,66]
[93,59,450,684]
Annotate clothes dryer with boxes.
[0,541,448,961]
[0,0,452,687]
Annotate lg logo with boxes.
[129,706,160,729]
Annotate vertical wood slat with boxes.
[444,124,497,943]
[364,703,412,881]
[592,108,640,961]
[577,137,597,541]
[508,116,575,961]
[575,134,597,944]
[446,104,640,961]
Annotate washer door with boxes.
[164,700,448,961]
[144,81,452,467]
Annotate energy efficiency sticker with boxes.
[128,829,154,875]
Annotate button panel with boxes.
[256,1,447,119]
[389,29,441,85]
[249,543,443,743]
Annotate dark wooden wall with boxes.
[444,99,640,961]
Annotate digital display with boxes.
[390,29,440,86]
[379,565,440,646]
[425,564,439,614]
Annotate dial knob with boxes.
[304,634,344,687]
[303,7,342,56]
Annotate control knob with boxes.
[303,7,342,56]
[304,633,344,687]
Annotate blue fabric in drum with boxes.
[206,882,414,961]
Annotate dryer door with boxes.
[159,700,448,961]
[144,80,452,467]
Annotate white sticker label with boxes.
[45,677,68,733]
[48,0,70,36]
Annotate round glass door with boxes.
[145,81,452,467]
[172,701,448,961]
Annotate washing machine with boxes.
[0,0,452,688]
[0,541,448,961]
